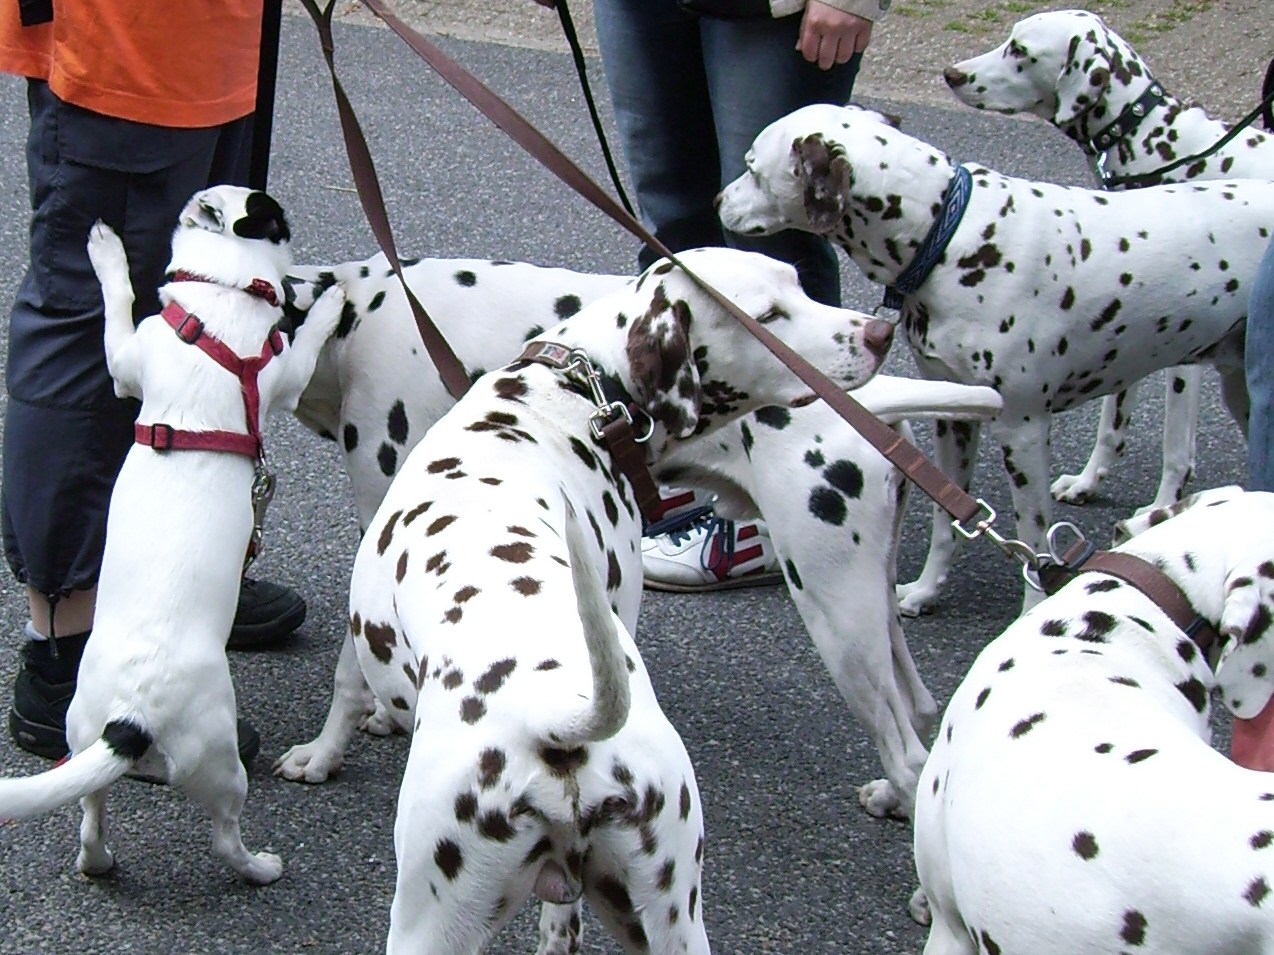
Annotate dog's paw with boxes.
[86,221,128,287]
[360,700,398,737]
[897,580,940,617]
[302,283,347,342]
[857,778,909,820]
[242,850,284,886]
[908,886,932,926]
[274,742,343,784]
[1050,470,1104,504]
[76,843,115,877]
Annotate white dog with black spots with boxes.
[276,252,1001,826]
[945,7,1274,515]
[339,248,892,954]
[717,103,1274,615]
[915,486,1274,955]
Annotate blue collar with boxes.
[882,165,973,310]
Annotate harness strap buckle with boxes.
[175,313,204,344]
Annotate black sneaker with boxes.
[9,638,262,771]
[228,577,307,650]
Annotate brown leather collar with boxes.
[517,342,662,526]
[1040,541,1222,663]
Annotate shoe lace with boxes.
[652,508,737,574]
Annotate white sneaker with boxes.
[642,513,782,592]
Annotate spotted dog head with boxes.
[717,104,930,253]
[543,246,892,452]
[1113,487,1274,718]
[168,185,293,302]
[943,11,1149,135]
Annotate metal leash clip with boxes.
[246,452,277,571]
[951,498,1050,591]
[566,348,655,443]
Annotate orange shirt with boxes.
[0,1,263,129]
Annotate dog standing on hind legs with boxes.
[0,186,344,884]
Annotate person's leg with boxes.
[593,0,725,270]
[702,13,861,306]
[1246,234,1274,492]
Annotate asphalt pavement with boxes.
[0,12,1251,955]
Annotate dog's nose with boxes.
[863,319,894,360]
[943,66,969,89]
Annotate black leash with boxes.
[1106,79,1274,189]
[553,0,635,218]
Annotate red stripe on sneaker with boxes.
[736,523,759,541]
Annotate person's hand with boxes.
[797,1,873,70]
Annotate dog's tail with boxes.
[0,719,150,820]
[851,375,1003,425]
[552,500,632,746]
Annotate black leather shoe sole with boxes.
[228,578,307,651]
[8,706,69,759]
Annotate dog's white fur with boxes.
[914,486,1274,955]
[274,252,1000,826]
[718,103,1271,614]
[0,187,344,884]
[945,8,1274,515]
[341,248,887,954]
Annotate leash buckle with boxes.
[952,499,1049,591]
[564,348,655,444]
[246,456,277,571]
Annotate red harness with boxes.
[134,298,285,461]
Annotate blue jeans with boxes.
[1248,235,1274,491]
[593,0,861,307]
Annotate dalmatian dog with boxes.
[339,247,891,954]
[914,486,1274,954]
[275,252,1000,825]
[0,187,345,884]
[717,102,1273,615]
[945,8,1274,516]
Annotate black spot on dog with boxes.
[435,839,464,879]
[1072,831,1099,859]
[679,782,692,820]
[1247,877,1271,907]
[387,400,409,444]
[1040,619,1068,637]
[455,270,477,287]
[998,658,1015,672]
[455,791,478,822]
[536,659,560,671]
[1253,831,1274,850]
[511,576,541,596]
[785,559,803,591]
[1085,578,1121,594]
[336,299,358,339]
[824,460,864,499]
[555,294,582,318]
[540,744,588,777]
[491,542,534,563]
[377,442,397,476]
[363,622,397,664]
[1076,611,1117,643]
[808,487,846,525]
[1121,910,1147,946]
[1109,676,1140,688]
[476,659,517,695]
[1010,712,1046,738]
[524,837,552,867]
[377,509,402,556]
[975,687,991,709]
[1176,677,1208,713]
[478,809,516,842]
[343,423,359,452]
[1126,748,1158,764]
[461,696,487,723]
[754,406,791,429]
[980,931,1000,955]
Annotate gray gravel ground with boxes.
[0,11,1252,954]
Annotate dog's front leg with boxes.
[274,630,375,783]
[991,415,1053,615]
[1139,365,1202,513]
[270,284,346,413]
[86,222,143,399]
[1051,383,1140,504]
[898,419,982,616]
[537,901,583,955]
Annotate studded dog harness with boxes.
[135,272,285,568]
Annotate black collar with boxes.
[1083,79,1167,157]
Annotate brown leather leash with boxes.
[299,0,1222,647]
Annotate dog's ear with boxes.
[1111,486,1245,546]
[1216,563,1274,719]
[792,133,850,233]
[1053,28,1112,126]
[234,191,292,244]
[625,275,701,439]
[182,191,227,234]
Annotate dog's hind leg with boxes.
[77,787,115,876]
[275,631,375,783]
[1140,365,1202,513]
[186,742,283,885]
[1051,383,1140,504]
[898,419,982,616]
[992,415,1054,615]
[537,901,583,955]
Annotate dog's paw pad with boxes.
[857,778,908,819]
[243,851,284,885]
[897,582,940,617]
[274,744,342,784]
[908,886,932,926]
